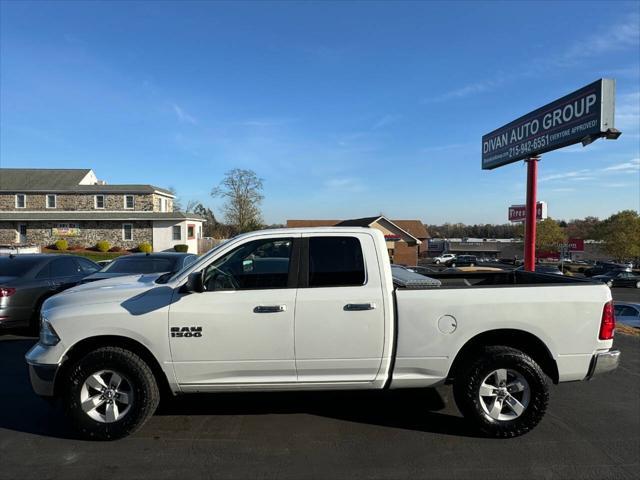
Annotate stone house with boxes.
[286,216,429,266]
[0,168,204,253]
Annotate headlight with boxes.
[39,315,60,346]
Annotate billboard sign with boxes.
[482,79,616,169]
[508,202,547,222]
[567,238,585,252]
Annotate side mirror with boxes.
[184,271,205,293]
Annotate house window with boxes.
[123,223,133,241]
[95,195,105,209]
[172,225,182,240]
[160,198,166,212]
[46,194,57,209]
[15,194,26,208]
[124,195,135,209]
[187,224,195,240]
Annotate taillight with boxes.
[0,287,16,297]
[599,301,615,340]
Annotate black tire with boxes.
[63,347,160,440]
[453,346,549,438]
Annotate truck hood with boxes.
[43,273,169,311]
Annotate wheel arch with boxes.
[447,329,559,384]
[54,335,173,398]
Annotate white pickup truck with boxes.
[25,227,620,440]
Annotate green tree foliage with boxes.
[211,169,264,233]
[535,218,567,251]
[596,210,640,260]
[564,216,601,239]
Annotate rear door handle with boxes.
[344,303,376,311]
[254,305,287,313]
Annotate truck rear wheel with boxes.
[63,347,160,440]
[453,346,549,438]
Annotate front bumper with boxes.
[25,343,62,397]
[586,350,621,380]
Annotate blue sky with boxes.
[1,0,638,224]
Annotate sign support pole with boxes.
[524,157,539,272]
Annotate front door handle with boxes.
[254,305,287,313]
[344,303,376,311]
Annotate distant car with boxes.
[445,255,477,267]
[0,254,100,330]
[405,265,437,275]
[584,262,631,277]
[432,253,456,264]
[592,270,640,289]
[614,302,640,328]
[82,252,198,283]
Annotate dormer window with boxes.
[95,195,105,209]
[15,194,26,208]
[124,195,135,209]
[46,194,57,209]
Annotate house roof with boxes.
[0,211,205,222]
[286,216,425,244]
[286,220,340,228]
[392,220,429,239]
[0,168,174,196]
[336,216,382,227]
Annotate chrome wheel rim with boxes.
[80,370,133,423]
[479,368,530,421]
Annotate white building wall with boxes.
[152,220,202,253]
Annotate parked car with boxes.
[82,253,198,283]
[432,253,456,264]
[96,259,113,268]
[445,255,477,267]
[584,262,631,277]
[592,270,640,288]
[613,302,640,328]
[0,254,100,330]
[27,228,619,440]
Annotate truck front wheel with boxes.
[63,347,160,440]
[453,346,549,438]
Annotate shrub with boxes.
[174,244,189,253]
[138,242,152,253]
[54,239,68,251]
[109,246,123,252]
[96,240,111,253]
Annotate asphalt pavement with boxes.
[0,290,638,480]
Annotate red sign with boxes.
[568,238,584,252]
[508,202,547,222]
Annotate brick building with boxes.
[286,216,429,265]
[0,168,204,253]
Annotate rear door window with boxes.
[308,237,365,287]
[50,258,81,277]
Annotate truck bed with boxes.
[396,270,596,289]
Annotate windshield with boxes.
[102,256,176,274]
[0,256,44,277]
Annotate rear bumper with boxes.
[587,350,621,380]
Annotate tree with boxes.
[167,187,182,211]
[211,169,264,233]
[535,218,566,251]
[597,210,640,260]
[564,216,601,239]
